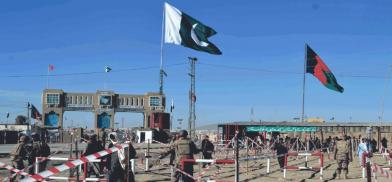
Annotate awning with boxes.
[246,126,318,132]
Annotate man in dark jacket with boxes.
[106,132,136,182]
[274,138,288,172]
[382,137,388,152]
[84,134,103,177]
[201,135,214,168]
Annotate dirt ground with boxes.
[1,143,391,182]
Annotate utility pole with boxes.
[188,57,197,139]
[26,102,31,137]
[159,69,165,94]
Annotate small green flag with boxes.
[164,2,222,55]
[105,66,112,73]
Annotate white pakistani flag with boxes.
[164,2,222,55]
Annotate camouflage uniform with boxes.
[166,137,199,182]
[10,140,27,181]
[30,140,51,173]
[334,138,352,179]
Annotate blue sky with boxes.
[0,0,392,128]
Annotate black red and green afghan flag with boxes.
[31,104,42,120]
[306,45,344,93]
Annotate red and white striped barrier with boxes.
[180,159,235,167]
[179,159,234,182]
[0,161,31,177]
[34,156,102,181]
[372,152,392,165]
[372,163,392,180]
[21,143,129,182]
[283,151,324,180]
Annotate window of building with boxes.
[66,96,71,104]
[79,96,83,105]
[46,94,60,104]
[149,96,161,106]
[131,98,134,105]
[141,98,144,106]
[136,98,139,106]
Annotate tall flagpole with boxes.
[159,3,165,94]
[379,65,392,123]
[301,44,307,123]
[47,65,50,89]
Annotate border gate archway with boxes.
[41,89,167,129]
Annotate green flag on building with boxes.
[164,2,222,55]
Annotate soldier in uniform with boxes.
[161,130,199,182]
[10,135,28,181]
[334,134,353,179]
[169,133,178,166]
[29,132,51,173]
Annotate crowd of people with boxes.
[8,129,391,182]
[252,133,389,180]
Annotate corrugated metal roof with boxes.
[217,121,392,127]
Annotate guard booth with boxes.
[136,129,153,143]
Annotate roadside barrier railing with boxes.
[21,143,129,182]
[179,159,235,182]
[34,156,104,181]
[283,151,324,180]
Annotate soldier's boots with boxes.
[343,170,348,179]
[336,171,341,179]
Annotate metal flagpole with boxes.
[379,65,392,124]
[301,44,307,123]
[27,102,31,137]
[159,3,165,94]
[47,65,50,89]
[170,97,174,132]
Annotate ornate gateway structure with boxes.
[41,89,169,129]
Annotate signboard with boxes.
[99,95,112,106]
[247,126,318,132]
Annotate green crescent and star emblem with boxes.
[164,2,222,55]
[179,13,222,55]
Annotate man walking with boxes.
[201,135,214,168]
[274,138,288,172]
